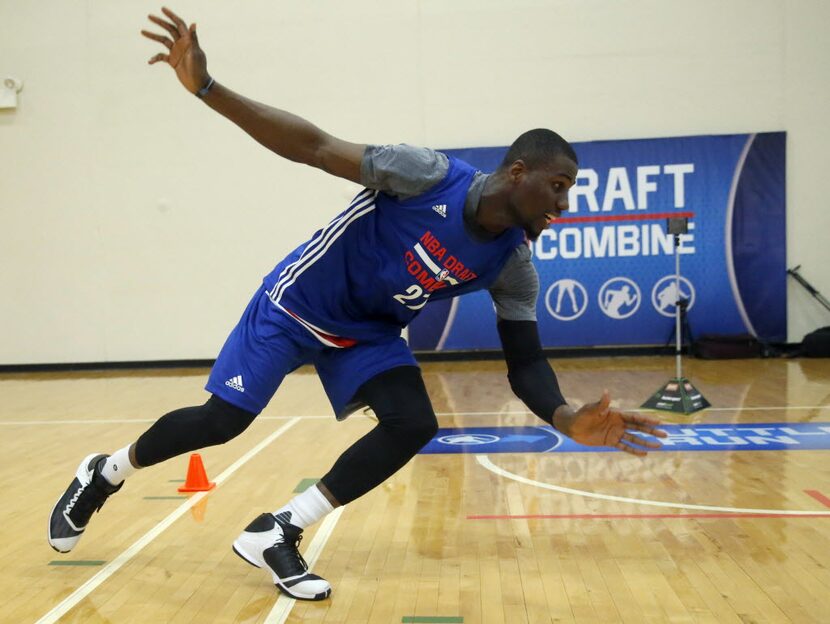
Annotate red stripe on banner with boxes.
[551,211,695,225]
[805,490,830,508]
[467,513,830,520]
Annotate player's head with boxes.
[498,129,578,241]
[501,128,578,171]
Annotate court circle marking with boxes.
[476,454,830,516]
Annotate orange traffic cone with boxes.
[177,453,216,492]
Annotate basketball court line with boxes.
[264,506,346,624]
[3,404,830,426]
[469,513,830,519]
[805,490,830,508]
[35,417,301,624]
[476,454,830,516]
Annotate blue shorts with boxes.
[205,287,417,417]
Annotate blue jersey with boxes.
[263,156,525,346]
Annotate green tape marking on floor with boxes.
[144,496,187,500]
[293,478,319,493]
[168,479,186,483]
[49,560,106,567]
[402,618,463,623]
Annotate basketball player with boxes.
[48,7,667,601]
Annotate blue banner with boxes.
[420,423,830,454]
[411,132,786,350]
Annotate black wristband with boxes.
[195,77,215,99]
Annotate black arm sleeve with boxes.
[497,318,567,425]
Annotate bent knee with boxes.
[390,410,438,448]
[413,416,439,443]
[201,396,256,444]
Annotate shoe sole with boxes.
[278,583,331,601]
[47,534,72,554]
[232,541,330,601]
[47,453,104,553]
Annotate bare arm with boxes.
[140,7,365,183]
[201,84,365,182]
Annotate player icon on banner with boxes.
[598,277,641,319]
[545,279,588,321]
[651,275,696,317]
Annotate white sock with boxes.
[273,485,334,529]
[101,445,139,485]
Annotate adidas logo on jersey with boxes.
[432,204,447,218]
[225,375,245,392]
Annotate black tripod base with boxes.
[641,377,710,414]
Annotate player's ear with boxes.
[509,160,526,184]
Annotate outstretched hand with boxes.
[556,391,667,457]
[141,7,209,94]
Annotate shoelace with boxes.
[273,532,309,573]
[68,480,109,523]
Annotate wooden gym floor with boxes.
[1,356,829,623]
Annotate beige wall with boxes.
[1,0,828,364]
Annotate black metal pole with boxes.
[787,265,830,313]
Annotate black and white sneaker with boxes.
[232,512,331,600]
[47,453,123,553]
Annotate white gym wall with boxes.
[1,0,828,364]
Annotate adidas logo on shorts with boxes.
[225,375,245,392]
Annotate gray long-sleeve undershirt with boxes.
[360,143,538,322]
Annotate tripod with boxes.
[642,218,710,414]
[666,298,693,353]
